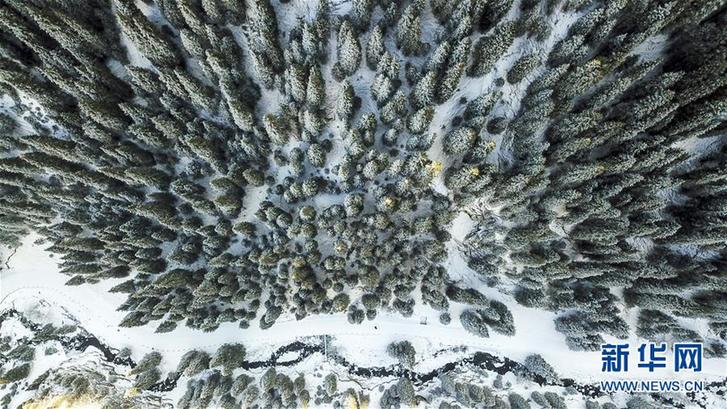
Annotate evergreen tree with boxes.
[333,20,361,80]
[366,24,386,69]
[395,0,427,56]
[468,22,516,77]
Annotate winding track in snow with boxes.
[2,286,726,382]
[0,286,529,353]
[4,305,724,409]
[1,235,725,380]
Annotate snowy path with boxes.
[1,235,725,380]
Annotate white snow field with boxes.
[2,233,725,384]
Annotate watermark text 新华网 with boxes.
[599,342,704,393]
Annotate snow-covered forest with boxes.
[0,0,725,407]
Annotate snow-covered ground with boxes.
[2,233,724,383]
